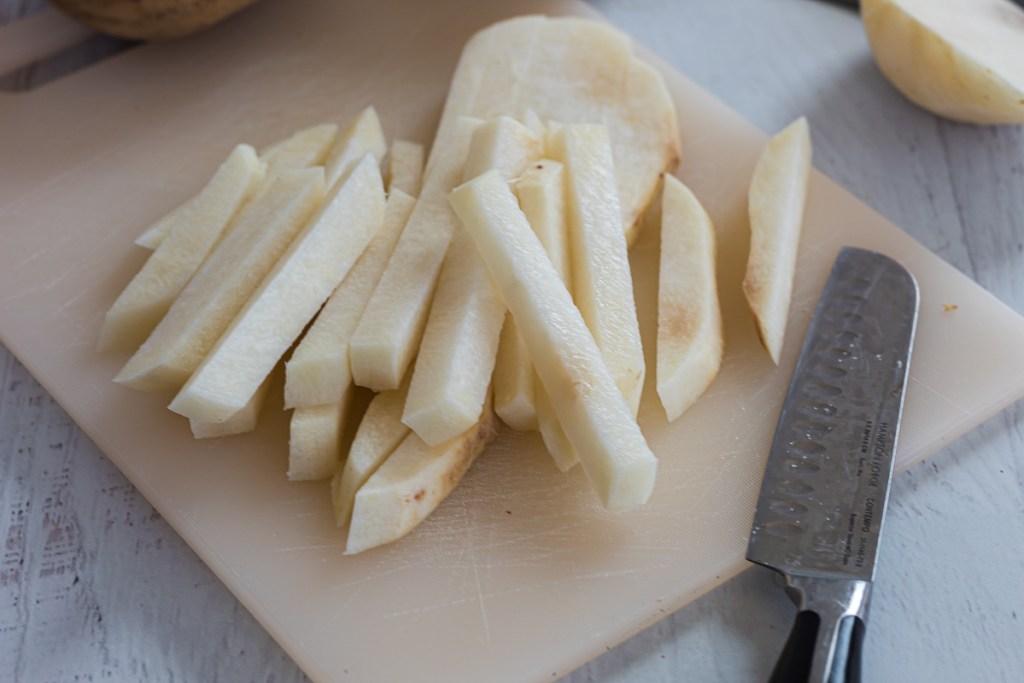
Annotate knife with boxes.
[819,0,1024,9]
[747,247,919,683]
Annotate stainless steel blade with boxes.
[747,247,918,582]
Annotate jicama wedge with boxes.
[657,175,723,421]
[449,170,658,511]
[385,140,425,196]
[349,116,481,391]
[331,383,411,528]
[324,107,387,189]
[550,124,645,416]
[288,385,355,482]
[742,117,811,364]
[189,374,272,440]
[98,144,265,352]
[284,190,416,409]
[345,396,498,555]
[115,168,324,392]
[514,160,579,470]
[170,156,385,423]
[402,116,541,447]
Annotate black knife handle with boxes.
[767,574,871,683]
[817,0,860,9]
[769,611,865,683]
[817,0,1024,10]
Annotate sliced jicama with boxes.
[324,107,387,189]
[189,374,272,439]
[331,382,412,528]
[284,189,416,409]
[115,168,324,392]
[514,159,579,470]
[449,170,657,511]
[98,144,265,352]
[288,385,355,482]
[345,396,497,555]
[169,156,385,423]
[492,158,569,432]
[349,116,481,391]
[402,116,541,447]
[134,198,192,250]
[137,124,338,251]
[260,123,338,176]
[385,139,425,196]
[549,124,645,416]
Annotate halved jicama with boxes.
[288,385,355,482]
[385,140,425,196]
[284,190,416,409]
[657,175,723,421]
[402,116,541,447]
[345,396,498,555]
[98,144,265,352]
[115,168,325,392]
[324,107,387,189]
[743,117,811,365]
[862,0,1024,125]
[549,124,645,416]
[170,156,385,423]
[449,170,657,511]
[331,383,412,528]
[514,160,579,470]
[189,374,272,440]
[431,15,680,245]
[349,117,482,391]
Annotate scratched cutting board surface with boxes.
[2,1,1024,681]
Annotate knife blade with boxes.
[747,247,918,683]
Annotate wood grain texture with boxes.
[1,1,1022,682]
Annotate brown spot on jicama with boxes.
[660,299,697,342]
[442,410,500,491]
[413,489,426,501]
[742,273,761,300]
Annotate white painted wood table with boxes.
[2,1,1022,681]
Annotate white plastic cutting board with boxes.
[2,1,1024,682]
